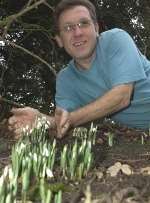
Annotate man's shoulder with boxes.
[97,28,131,50]
[100,28,126,38]
[57,61,73,80]
[99,28,127,40]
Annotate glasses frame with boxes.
[60,19,94,33]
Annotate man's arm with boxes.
[70,84,133,126]
[56,83,133,137]
[8,84,133,138]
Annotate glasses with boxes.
[60,19,93,33]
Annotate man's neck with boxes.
[74,53,96,70]
[75,60,91,70]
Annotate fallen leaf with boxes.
[121,164,132,175]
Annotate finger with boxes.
[57,132,66,139]
[8,121,20,131]
[14,128,22,138]
[8,116,18,125]
[59,110,69,127]
[61,122,70,135]
[55,107,65,115]
[8,124,15,131]
[11,107,23,115]
[57,122,69,139]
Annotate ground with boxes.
[0,119,150,203]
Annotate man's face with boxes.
[56,6,99,66]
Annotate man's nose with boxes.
[73,25,83,36]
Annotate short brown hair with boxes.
[53,0,97,33]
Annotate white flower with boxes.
[25,156,30,163]
[37,117,42,122]
[44,122,50,129]
[36,121,42,129]
[91,127,97,132]
[42,147,49,157]
[29,152,33,157]
[22,125,29,133]
[8,167,14,181]
[46,168,53,178]
[29,129,33,134]
[0,175,4,187]
[73,128,77,137]
[16,142,26,153]
[22,128,26,133]
[3,165,9,178]
[20,143,26,150]
[46,120,50,126]
[33,153,38,162]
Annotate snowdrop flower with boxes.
[29,128,33,134]
[37,116,51,129]
[22,128,26,133]
[8,167,14,181]
[46,120,50,126]
[25,156,30,163]
[44,121,50,129]
[42,147,49,157]
[36,120,42,129]
[91,126,97,132]
[29,152,33,157]
[73,128,77,137]
[3,165,9,178]
[33,153,38,162]
[20,143,26,150]
[46,168,54,178]
[16,143,26,153]
[22,125,29,133]
[0,175,4,187]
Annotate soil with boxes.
[0,119,150,203]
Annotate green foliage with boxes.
[0,117,97,202]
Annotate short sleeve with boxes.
[55,69,79,112]
[106,29,146,86]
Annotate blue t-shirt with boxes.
[55,28,150,129]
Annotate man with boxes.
[8,0,150,138]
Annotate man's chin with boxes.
[74,54,90,61]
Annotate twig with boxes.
[26,0,34,7]
[0,97,24,107]
[9,41,57,76]
[43,1,54,11]
[2,0,47,39]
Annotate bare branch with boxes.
[43,1,54,11]
[2,0,47,39]
[26,0,34,7]
[0,97,24,107]
[9,41,57,76]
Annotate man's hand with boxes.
[8,107,40,137]
[55,107,71,138]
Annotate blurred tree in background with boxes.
[0,0,150,119]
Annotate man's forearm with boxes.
[70,84,133,126]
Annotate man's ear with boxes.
[95,22,99,36]
[54,35,64,48]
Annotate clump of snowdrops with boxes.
[0,116,97,203]
[60,123,97,180]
